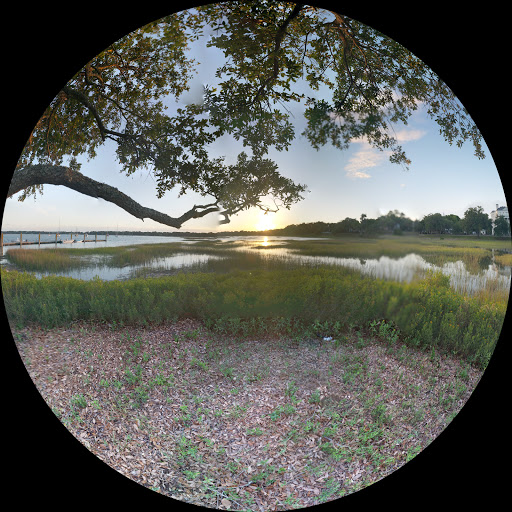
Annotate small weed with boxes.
[130,386,149,408]
[303,419,320,433]
[406,444,422,462]
[371,403,392,424]
[246,370,264,383]
[190,357,208,370]
[176,435,199,466]
[91,399,102,410]
[70,393,87,410]
[252,460,284,485]
[270,403,296,421]
[247,427,263,436]
[220,366,235,379]
[184,328,201,340]
[323,424,338,437]
[410,407,425,425]
[124,365,143,386]
[358,423,384,445]
[355,331,368,349]
[457,364,470,381]
[285,380,298,403]
[317,477,342,502]
[309,389,321,403]
[228,404,248,419]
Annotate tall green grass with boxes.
[2,266,506,367]
[4,248,88,272]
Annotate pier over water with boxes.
[1,232,108,253]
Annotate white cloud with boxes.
[394,129,426,142]
[343,127,426,179]
[347,169,372,179]
[344,145,391,179]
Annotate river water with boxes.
[1,233,510,295]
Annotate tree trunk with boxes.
[8,165,220,229]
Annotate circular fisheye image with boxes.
[2,1,509,509]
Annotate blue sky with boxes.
[2,10,507,233]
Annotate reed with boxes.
[2,264,506,367]
[494,253,512,266]
[5,248,83,272]
[282,236,494,261]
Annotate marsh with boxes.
[3,234,510,298]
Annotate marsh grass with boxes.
[4,248,86,272]
[494,252,512,266]
[2,262,506,366]
[6,236,508,277]
[3,236,508,367]
[282,236,498,262]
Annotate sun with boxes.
[255,211,276,231]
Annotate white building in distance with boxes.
[490,204,509,234]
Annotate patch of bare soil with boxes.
[12,320,483,510]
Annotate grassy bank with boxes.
[2,266,505,367]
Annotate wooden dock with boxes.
[1,232,108,248]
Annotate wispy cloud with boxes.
[344,145,390,179]
[344,128,426,179]
[394,129,426,142]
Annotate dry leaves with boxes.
[13,319,483,510]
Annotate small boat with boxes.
[61,239,75,244]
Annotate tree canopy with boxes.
[494,216,511,237]
[8,1,485,228]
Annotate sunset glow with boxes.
[255,211,276,231]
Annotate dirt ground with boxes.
[12,319,484,510]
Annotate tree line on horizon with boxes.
[267,207,511,237]
[6,207,509,238]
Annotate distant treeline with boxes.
[6,206,510,238]
[268,207,510,237]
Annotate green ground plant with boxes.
[3,235,508,368]
[2,262,505,367]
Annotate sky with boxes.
[1,9,508,234]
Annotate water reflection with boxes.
[31,253,223,281]
[2,234,510,295]
[252,249,510,295]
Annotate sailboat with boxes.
[62,228,75,243]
